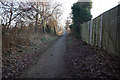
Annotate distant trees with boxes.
[0,0,63,35]
[70,1,92,38]
[0,0,63,54]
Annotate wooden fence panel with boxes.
[80,5,120,55]
[102,11,109,52]
[91,19,95,45]
[108,7,117,55]
[117,5,120,54]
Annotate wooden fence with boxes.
[81,5,120,55]
[0,25,2,79]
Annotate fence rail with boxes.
[80,5,120,55]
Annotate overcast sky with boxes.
[57,0,120,26]
[0,0,120,26]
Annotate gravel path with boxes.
[20,34,67,78]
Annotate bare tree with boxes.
[0,0,63,35]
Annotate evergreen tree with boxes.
[71,1,92,38]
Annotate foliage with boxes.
[71,2,92,38]
[0,1,62,34]
[0,1,63,55]
[69,24,73,29]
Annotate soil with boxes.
[2,35,59,78]
[64,34,120,79]
[2,34,120,79]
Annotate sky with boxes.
[56,0,120,26]
[0,0,120,26]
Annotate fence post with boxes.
[88,21,90,44]
[94,20,96,46]
[0,24,2,80]
[117,5,120,54]
[100,15,103,48]
[90,21,92,45]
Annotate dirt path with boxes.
[20,34,67,78]
[64,35,120,79]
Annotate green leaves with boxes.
[72,2,92,24]
[71,2,92,38]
